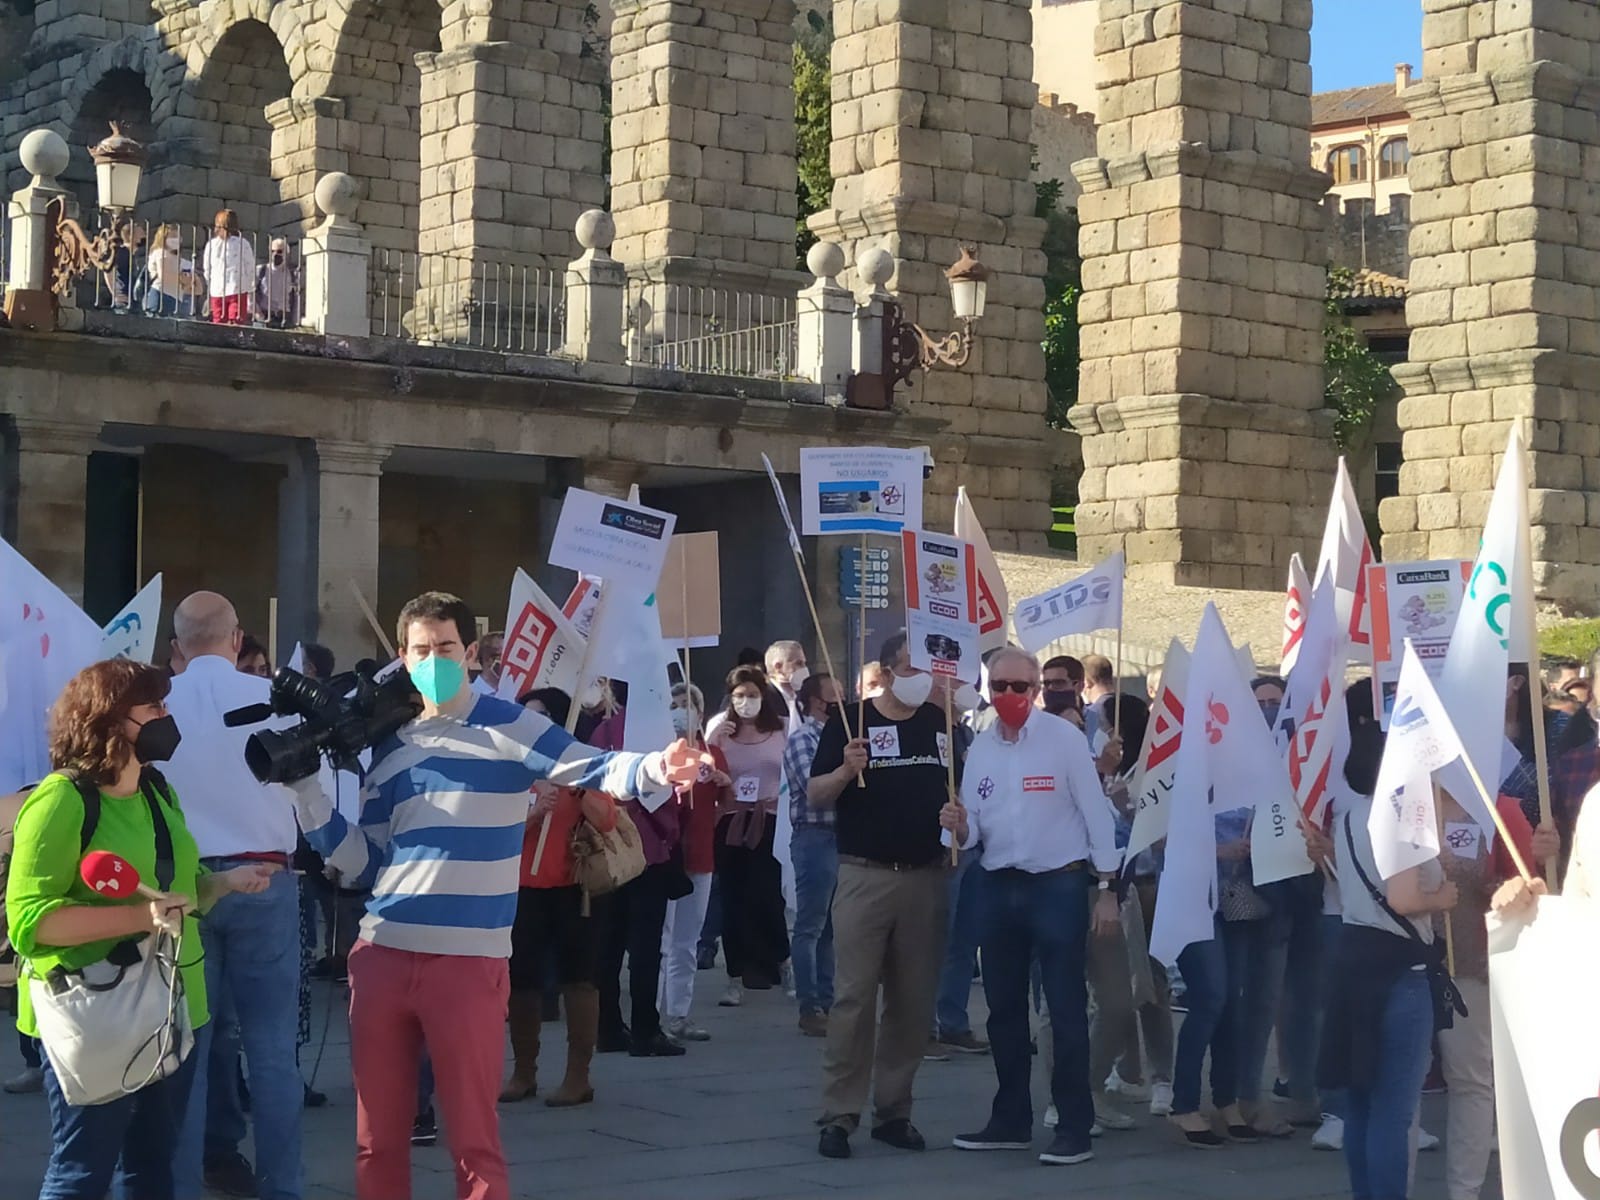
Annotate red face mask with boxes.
[992,691,1032,730]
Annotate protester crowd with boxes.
[2,580,1596,1200]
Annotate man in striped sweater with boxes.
[288,591,704,1200]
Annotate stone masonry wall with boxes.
[1068,0,1334,590]
[1381,0,1600,608]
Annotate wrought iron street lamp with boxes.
[48,122,148,299]
[885,245,990,388]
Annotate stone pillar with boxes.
[265,98,350,237]
[609,0,799,283]
[582,460,648,501]
[414,4,606,337]
[1067,0,1333,589]
[795,241,854,403]
[808,0,1049,542]
[563,210,626,364]
[302,173,371,337]
[5,131,75,331]
[9,416,103,604]
[1381,0,1600,606]
[314,440,389,665]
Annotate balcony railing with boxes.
[626,281,798,380]
[369,249,566,355]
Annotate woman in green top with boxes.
[6,659,273,1200]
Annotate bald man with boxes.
[164,592,305,1200]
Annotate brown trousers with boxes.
[820,860,950,1130]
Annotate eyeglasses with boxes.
[1041,679,1075,692]
[990,680,1033,695]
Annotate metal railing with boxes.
[626,281,798,379]
[369,248,566,354]
[72,218,305,328]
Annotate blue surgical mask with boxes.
[410,655,466,706]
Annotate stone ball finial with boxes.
[807,240,846,283]
[575,209,615,252]
[858,246,895,290]
[20,129,70,182]
[314,171,359,219]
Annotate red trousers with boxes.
[347,940,510,1200]
[209,294,249,324]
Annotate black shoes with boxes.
[303,1083,327,1109]
[1038,1134,1095,1165]
[629,1031,687,1057]
[871,1119,926,1151]
[597,1024,632,1054]
[818,1124,852,1159]
[953,1126,1031,1151]
[202,1151,259,1198]
[411,1108,438,1146]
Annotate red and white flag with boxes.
[1274,577,1351,846]
[498,569,585,700]
[1125,639,1189,861]
[1151,606,1302,963]
[954,486,1010,653]
[1316,458,1374,666]
[1281,553,1311,677]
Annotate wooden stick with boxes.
[1525,666,1559,888]
[784,545,852,742]
[857,532,868,745]
[1456,744,1535,883]
[347,579,395,658]
[679,538,691,691]
[268,597,278,669]
[1434,781,1457,977]
[1112,624,1124,739]
[946,683,959,867]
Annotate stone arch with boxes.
[187,0,309,94]
[60,67,155,221]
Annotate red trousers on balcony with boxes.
[209,294,250,325]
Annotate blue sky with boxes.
[1311,0,1424,92]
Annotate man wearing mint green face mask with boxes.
[285,590,707,1200]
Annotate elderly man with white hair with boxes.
[941,646,1122,1169]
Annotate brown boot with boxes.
[545,984,597,1107]
[498,989,542,1102]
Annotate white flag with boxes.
[1316,458,1375,666]
[0,539,104,791]
[1488,896,1600,1200]
[955,486,1010,653]
[499,569,585,700]
[1368,641,1469,879]
[1151,606,1302,962]
[761,453,804,562]
[286,643,305,674]
[101,574,163,664]
[1125,639,1189,861]
[1275,576,1351,838]
[1435,428,1533,830]
[1281,553,1311,676]
[1011,551,1124,654]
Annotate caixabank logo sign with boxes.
[601,503,668,540]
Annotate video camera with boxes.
[224,661,421,784]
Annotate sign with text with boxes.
[902,529,980,681]
[656,531,722,649]
[1011,551,1125,654]
[799,446,924,536]
[549,488,677,594]
[1368,559,1471,728]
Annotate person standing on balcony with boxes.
[255,238,300,329]
[202,209,255,327]
[141,223,201,318]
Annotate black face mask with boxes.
[823,702,842,723]
[132,714,182,764]
[1042,690,1077,716]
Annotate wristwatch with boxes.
[1096,878,1112,892]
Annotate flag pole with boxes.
[1112,624,1124,739]
[1524,668,1559,887]
[1456,747,1535,883]
[348,579,396,658]
[1433,781,1457,977]
[858,532,869,743]
[679,538,691,691]
[945,684,959,867]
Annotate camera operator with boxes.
[284,591,707,1200]
[163,591,304,1200]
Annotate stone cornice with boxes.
[1074,143,1330,201]
[808,199,1046,252]
[1068,394,1334,439]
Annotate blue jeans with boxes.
[789,825,837,1014]
[204,990,248,1160]
[1284,912,1346,1118]
[20,1031,42,1069]
[39,1044,198,1200]
[937,844,984,1037]
[1224,910,1290,1106]
[1173,924,1238,1115]
[1345,970,1432,1200]
[979,867,1093,1141]
[176,863,303,1200]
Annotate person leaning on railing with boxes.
[138,223,202,319]
[201,209,256,326]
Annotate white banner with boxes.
[101,574,163,664]
[1011,551,1124,654]
[1281,553,1310,677]
[954,486,1009,653]
[1275,577,1350,839]
[498,569,585,701]
[761,453,805,561]
[1316,457,1375,665]
[798,446,924,536]
[1489,896,1600,1200]
[1125,639,1189,862]
[902,529,980,683]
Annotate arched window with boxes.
[1380,137,1410,179]
[1327,144,1367,185]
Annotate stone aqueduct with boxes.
[4,0,1599,607]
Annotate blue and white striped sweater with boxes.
[292,696,662,958]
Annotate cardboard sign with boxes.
[655,531,721,649]
[549,488,677,593]
[799,446,924,536]
[901,529,980,682]
[1368,560,1471,728]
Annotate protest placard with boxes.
[549,488,677,592]
[798,446,924,536]
[901,530,979,682]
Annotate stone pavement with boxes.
[0,973,1489,1200]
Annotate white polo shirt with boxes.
[162,654,299,858]
[954,707,1121,875]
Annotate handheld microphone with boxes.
[80,851,164,902]
[223,702,275,728]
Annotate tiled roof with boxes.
[1348,269,1407,300]
[1313,83,1408,129]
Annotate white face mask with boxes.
[951,682,981,712]
[890,672,933,708]
[165,237,180,251]
[580,681,607,711]
[733,695,762,720]
[786,665,810,691]
[670,706,697,738]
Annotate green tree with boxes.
[1324,265,1400,452]
[794,9,833,263]
[1035,178,1081,429]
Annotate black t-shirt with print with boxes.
[810,699,952,866]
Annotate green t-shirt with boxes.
[5,772,208,1037]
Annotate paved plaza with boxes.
[0,971,1488,1200]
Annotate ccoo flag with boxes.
[1281,553,1311,676]
[499,569,585,700]
[1010,551,1124,655]
[1434,427,1533,830]
[1367,640,1468,879]
[1125,639,1189,862]
[954,486,1010,653]
[1316,458,1375,666]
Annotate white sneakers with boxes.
[1418,1127,1440,1152]
[1104,1067,1150,1102]
[1044,1103,1058,1129]
[718,982,743,1007]
[1148,1081,1174,1117]
[1311,1115,1344,1151]
[664,1016,710,1042]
